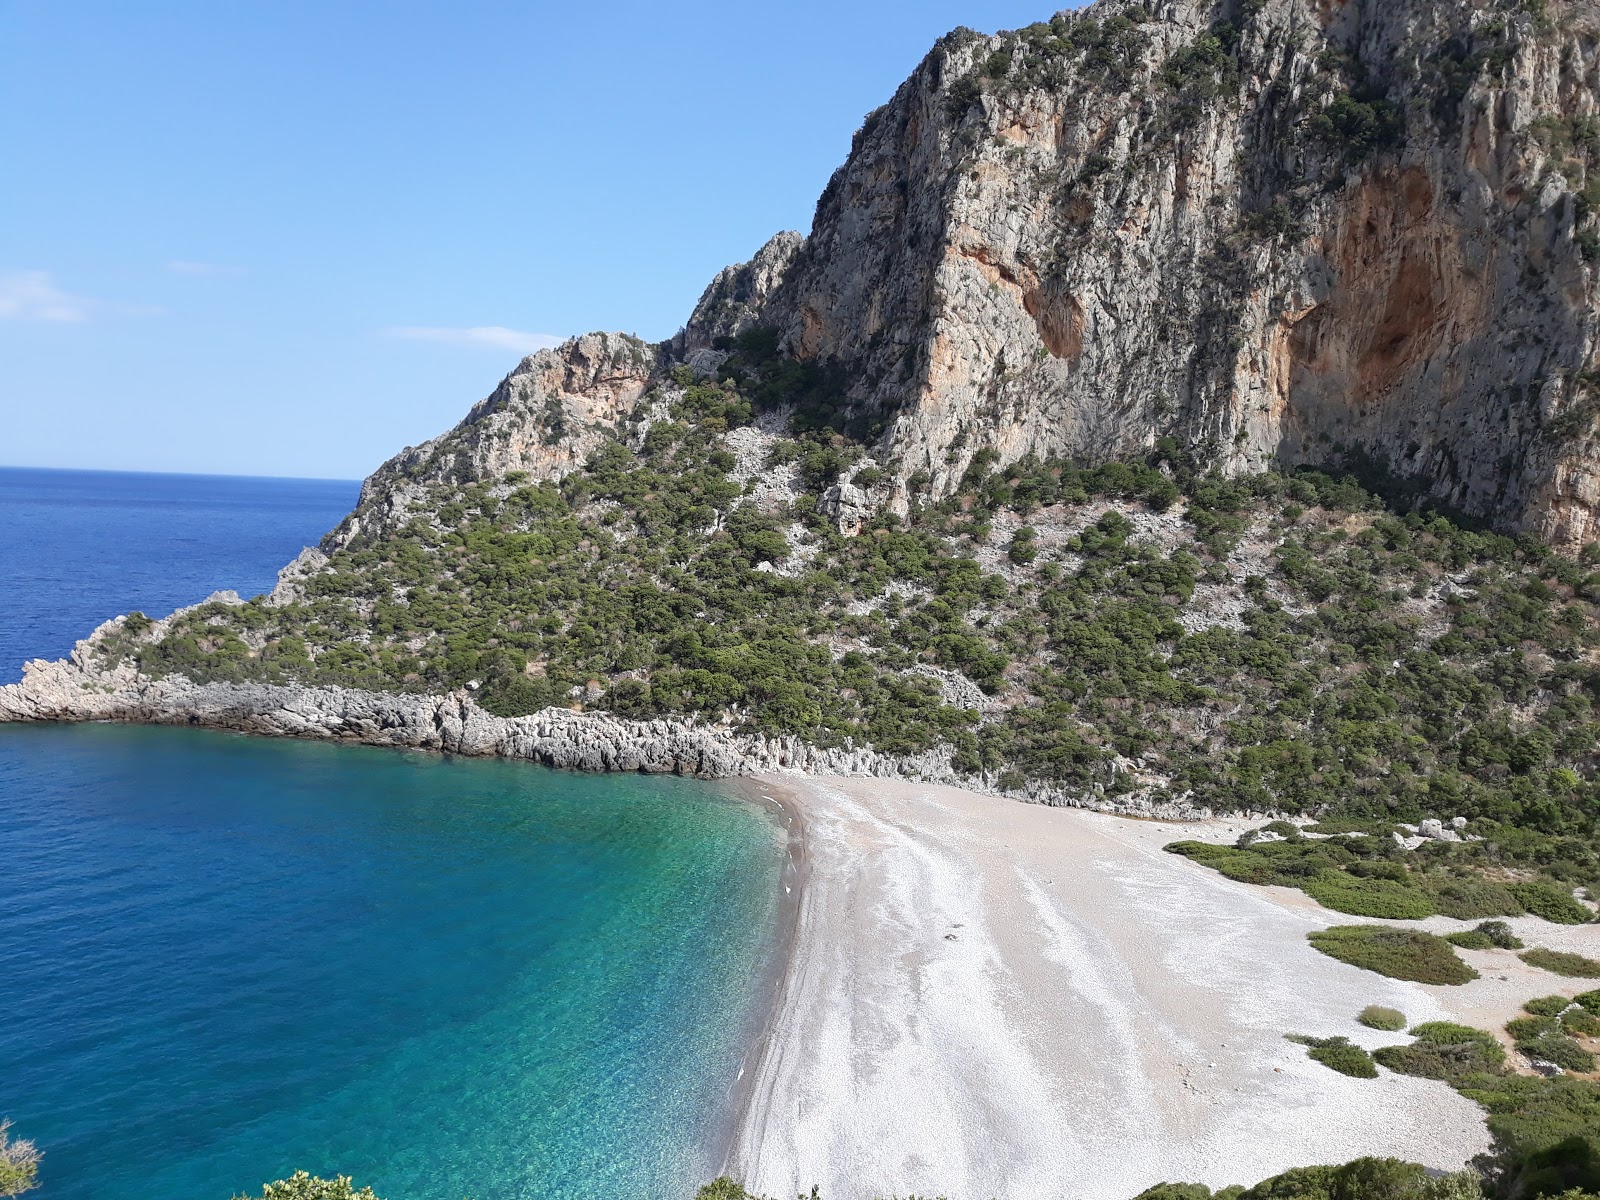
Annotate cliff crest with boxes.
[346,0,1600,550]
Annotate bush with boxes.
[1511,882,1595,926]
[1528,995,1578,1017]
[1374,1023,1506,1082]
[1447,920,1525,951]
[1524,949,1600,979]
[1289,1034,1379,1078]
[1563,1008,1600,1037]
[1303,870,1435,919]
[1425,878,1524,922]
[1578,990,1600,1015]
[1358,1005,1408,1032]
[0,1120,40,1198]
[1308,926,1479,985]
[230,1174,381,1200]
[695,1180,766,1200]
[1517,1031,1597,1072]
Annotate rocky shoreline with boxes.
[0,625,1214,821]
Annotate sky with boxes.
[0,0,1070,481]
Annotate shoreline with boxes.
[0,634,1216,821]
[710,777,812,1192]
[721,775,1598,1200]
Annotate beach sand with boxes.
[727,775,1600,1200]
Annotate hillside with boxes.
[11,0,1600,901]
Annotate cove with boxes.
[0,722,784,1200]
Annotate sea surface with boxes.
[0,466,360,684]
[0,469,785,1200]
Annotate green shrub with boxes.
[1358,1005,1407,1032]
[1235,1158,1481,1200]
[1563,1008,1600,1037]
[1288,1034,1379,1078]
[1308,926,1479,985]
[1511,882,1595,925]
[230,1174,381,1200]
[1524,949,1600,979]
[0,1120,40,1198]
[1448,920,1525,951]
[1374,1023,1506,1082]
[1425,878,1524,921]
[1303,870,1435,919]
[1514,1026,1597,1072]
[1578,990,1600,1015]
[1528,995,1578,1018]
[1131,1186,1216,1200]
[1475,920,1526,949]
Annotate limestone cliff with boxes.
[338,0,1600,551]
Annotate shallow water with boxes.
[0,723,783,1199]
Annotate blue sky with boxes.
[1,0,1068,480]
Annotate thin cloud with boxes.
[387,325,565,354]
[0,270,92,321]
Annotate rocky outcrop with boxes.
[0,636,1212,821]
[325,331,657,549]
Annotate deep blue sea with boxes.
[0,468,785,1200]
[0,467,360,684]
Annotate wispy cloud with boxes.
[386,325,565,354]
[0,270,93,321]
[167,260,244,276]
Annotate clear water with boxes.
[0,724,782,1200]
[0,466,359,683]
[0,468,786,1199]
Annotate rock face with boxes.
[715,0,1600,548]
[338,0,1600,550]
[326,331,657,548]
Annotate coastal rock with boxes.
[0,650,1216,821]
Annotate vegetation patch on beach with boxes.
[1287,1033,1379,1078]
[1523,949,1600,979]
[1307,925,1478,984]
[1448,920,1526,950]
[1357,1004,1407,1031]
[1165,833,1592,928]
[1131,1158,1488,1200]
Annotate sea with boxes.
[0,467,786,1200]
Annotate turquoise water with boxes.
[0,723,784,1200]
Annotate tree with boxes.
[230,1172,382,1200]
[0,1121,40,1198]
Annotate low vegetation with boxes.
[1508,1015,1597,1073]
[0,1121,39,1198]
[1166,832,1592,927]
[1358,1004,1408,1032]
[1524,949,1600,979]
[1449,921,1526,950]
[1287,1033,1379,1078]
[1307,926,1478,985]
[1133,1160,1489,1200]
[229,1174,382,1200]
[1373,1022,1507,1082]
